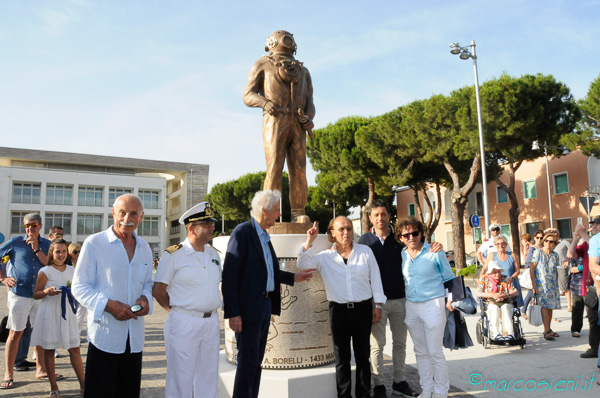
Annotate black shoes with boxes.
[374,385,387,398]
[392,381,418,397]
[580,349,598,358]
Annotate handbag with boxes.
[584,285,598,308]
[518,269,533,289]
[528,294,543,327]
[0,316,9,343]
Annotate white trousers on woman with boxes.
[405,297,449,397]
[164,309,220,398]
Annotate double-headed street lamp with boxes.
[449,40,490,234]
[532,140,569,229]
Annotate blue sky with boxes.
[1,0,599,192]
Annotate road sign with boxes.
[580,197,596,215]
[469,214,480,228]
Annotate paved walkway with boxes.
[1,281,599,397]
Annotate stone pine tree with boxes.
[206,172,290,234]
[307,116,392,233]
[480,73,580,263]
[562,72,600,157]
[356,109,447,242]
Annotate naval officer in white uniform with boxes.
[153,202,222,398]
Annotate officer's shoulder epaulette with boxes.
[207,243,221,254]
[165,244,183,254]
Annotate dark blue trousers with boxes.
[232,299,271,398]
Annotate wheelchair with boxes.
[475,297,526,349]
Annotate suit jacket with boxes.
[222,219,295,322]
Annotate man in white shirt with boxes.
[73,194,154,398]
[477,223,512,266]
[153,202,222,398]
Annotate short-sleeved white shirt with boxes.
[154,238,222,313]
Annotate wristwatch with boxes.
[34,249,40,254]
[375,303,383,309]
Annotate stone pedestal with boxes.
[213,225,334,369]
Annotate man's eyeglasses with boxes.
[491,228,500,232]
[401,231,420,239]
[335,227,353,232]
[24,223,39,229]
[495,242,507,246]
[544,239,557,244]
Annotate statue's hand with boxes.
[264,101,276,115]
[298,109,314,136]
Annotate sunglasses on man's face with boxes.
[545,239,557,244]
[491,228,500,232]
[24,223,39,229]
[401,231,420,239]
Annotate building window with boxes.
[108,214,113,227]
[108,188,132,206]
[475,192,483,216]
[77,214,103,235]
[46,184,73,205]
[12,183,41,204]
[78,187,103,207]
[500,224,511,245]
[523,179,537,200]
[553,172,569,195]
[10,211,29,234]
[45,213,72,234]
[170,238,180,246]
[525,222,541,237]
[139,216,159,236]
[496,186,508,204]
[408,203,416,217]
[556,218,572,240]
[139,190,160,209]
[170,220,180,235]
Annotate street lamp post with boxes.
[450,40,490,234]
[532,140,569,229]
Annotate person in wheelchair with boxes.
[476,261,519,341]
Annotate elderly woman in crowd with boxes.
[396,218,454,398]
[298,217,386,398]
[476,261,519,340]
[482,235,523,306]
[530,232,561,341]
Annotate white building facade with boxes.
[0,147,209,258]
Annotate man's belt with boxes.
[172,307,215,318]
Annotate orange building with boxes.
[395,150,600,255]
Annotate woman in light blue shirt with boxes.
[397,218,454,398]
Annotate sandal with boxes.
[0,379,14,389]
[548,330,560,338]
[522,314,528,320]
[543,331,555,341]
[37,373,64,381]
[49,390,61,397]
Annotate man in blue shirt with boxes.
[0,213,51,389]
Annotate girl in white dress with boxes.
[32,239,84,397]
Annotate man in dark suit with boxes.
[222,190,314,398]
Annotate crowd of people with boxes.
[1,192,600,398]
